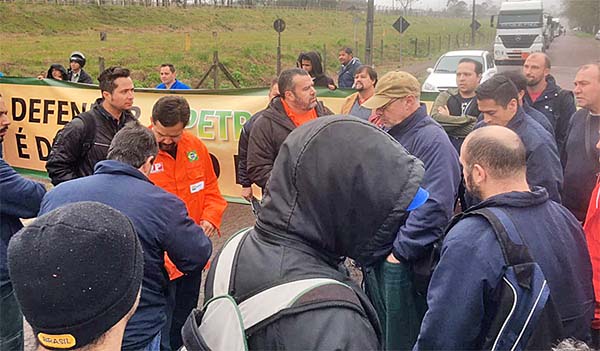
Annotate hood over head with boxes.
[297,51,325,78]
[255,115,425,266]
[46,64,68,80]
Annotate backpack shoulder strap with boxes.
[240,277,355,331]
[74,112,97,158]
[463,207,533,266]
[212,227,253,296]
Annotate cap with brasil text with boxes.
[7,201,144,350]
[362,71,421,110]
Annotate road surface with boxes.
[498,32,600,89]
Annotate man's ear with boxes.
[472,164,486,184]
[141,155,155,175]
[102,90,111,101]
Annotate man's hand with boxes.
[241,187,253,202]
[386,253,402,264]
[199,220,218,237]
[328,83,337,90]
[437,105,450,115]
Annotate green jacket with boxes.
[430,88,478,138]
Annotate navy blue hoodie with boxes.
[40,160,212,350]
[388,104,460,261]
[415,188,594,349]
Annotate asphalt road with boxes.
[498,32,600,89]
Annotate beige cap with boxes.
[362,71,421,109]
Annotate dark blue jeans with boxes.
[364,260,427,351]
[1,279,23,351]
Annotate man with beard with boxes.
[340,65,377,120]
[247,68,333,189]
[40,124,211,351]
[415,126,593,349]
[431,58,482,153]
[148,95,226,351]
[0,93,46,351]
[46,66,137,185]
[563,64,600,222]
[523,53,576,153]
[475,74,562,203]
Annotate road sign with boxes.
[273,19,286,33]
[470,20,481,31]
[392,16,410,34]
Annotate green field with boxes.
[0,2,495,88]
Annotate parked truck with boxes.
[494,0,545,65]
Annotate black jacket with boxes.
[563,108,600,221]
[246,96,333,188]
[46,98,137,185]
[236,108,265,188]
[67,68,93,84]
[206,116,426,350]
[524,75,576,154]
[298,51,336,88]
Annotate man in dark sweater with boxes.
[563,63,600,222]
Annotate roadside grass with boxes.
[0,3,495,87]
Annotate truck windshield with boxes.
[435,56,482,73]
[498,11,542,29]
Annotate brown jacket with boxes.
[247,96,333,188]
[340,92,359,115]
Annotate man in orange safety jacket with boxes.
[148,95,227,351]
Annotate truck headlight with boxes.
[533,35,543,43]
[495,36,502,44]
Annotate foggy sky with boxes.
[374,0,563,13]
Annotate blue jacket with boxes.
[338,57,362,89]
[388,105,460,261]
[0,158,46,284]
[156,79,190,89]
[415,189,594,349]
[478,107,563,203]
[524,75,576,154]
[524,102,554,136]
[562,108,599,222]
[39,160,212,350]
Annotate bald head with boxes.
[527,52,551,69]
[462,126,526,179]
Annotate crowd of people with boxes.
[1,44,600,351]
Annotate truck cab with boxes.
[494,0,545,65]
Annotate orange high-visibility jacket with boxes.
[584,180,600,328]
[149,131,227,279]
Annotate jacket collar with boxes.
[94,160,153,184]
[506,106,528,130]
[263,96,327,129]
[467,187,549,212]
[92,98,133,127]
[387,104,428,136]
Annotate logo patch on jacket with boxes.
[150,163,164,174]
[187,151,198,162]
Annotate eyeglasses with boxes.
[376,97,400,113]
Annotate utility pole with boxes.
[365,0,374,65]
[471,0,476,46]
